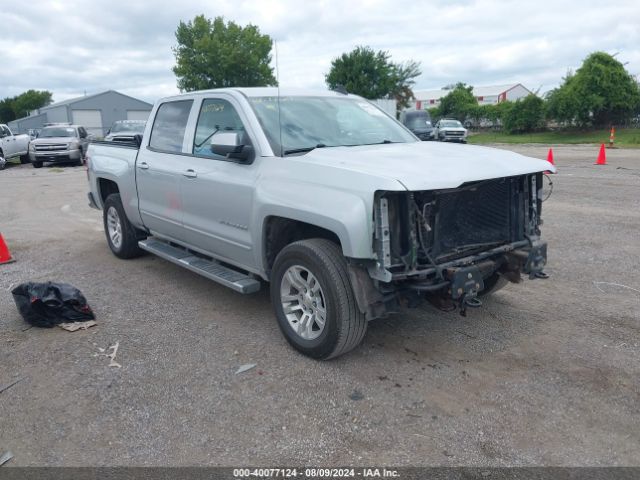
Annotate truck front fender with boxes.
[253,181,375,272]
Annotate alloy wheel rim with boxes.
[280,265,327,340]
[106,207,123,249]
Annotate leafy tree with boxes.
[0,90,52,123]
[502,95,545,133]
[325,46,421,109]
[0,98,16,123]
[546,52,640,127]
[545,80,575,126]
[437,83,478,121]
[11,90,53,119]
[392,60,422,110]
[172,15,277,91]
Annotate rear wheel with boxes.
[270,239,367,360]
[103,193,145,259]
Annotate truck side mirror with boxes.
[210,131,254,163]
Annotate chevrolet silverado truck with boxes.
[434,118,468,143]
[0,124,31,169]
[87,88,554,359]
[29,124,90,168]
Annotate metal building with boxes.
[8,90,153,137]
[411,83,534,110]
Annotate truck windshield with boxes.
[111,122,145,133]
[440,120,463,128]
[39,127,76,138]
[405,113,432,129]
[248,96,416,155]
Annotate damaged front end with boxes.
[358,173,549,318]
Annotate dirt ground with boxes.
[0,144,638,466]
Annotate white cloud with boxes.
[1,0,638,104]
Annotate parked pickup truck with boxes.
[0,124,30,169]
[87,88,554,359]
[29,124,90,168]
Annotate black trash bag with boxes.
[11,282,95,328]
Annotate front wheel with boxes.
[20,154,30,164]
[270,239,367,360]
[32,161,42,168]
[103,193,145,259]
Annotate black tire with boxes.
[76,149,86,167]
[20,154,30,164]
[32,161,42,168]
[103,193,145,259]
[270,239,367,360]
[478,272,508,297]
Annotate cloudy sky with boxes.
[2,0,639,104]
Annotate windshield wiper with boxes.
[283,144,326,155]
[357,140,396,146]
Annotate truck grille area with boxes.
[378,173,541,272]
[433,178,512,260]
[34,143,67,152]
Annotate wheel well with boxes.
[263,216,341,276]
[98,178,119,204]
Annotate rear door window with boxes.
[149,100,193,153]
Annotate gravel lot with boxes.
[0,144,638,466]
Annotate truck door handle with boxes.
[138,162,149,170]
[183,169,197,178]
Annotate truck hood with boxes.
[298,141,555,191]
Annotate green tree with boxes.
[0,90,53,123]
[0,98,16,123]
[502,95,545,133]
[391,60,422,110]
[437,83,478,121]
[546,52,640,127]
[325,46,421,109]
[172,15,277,91]
[11,90,53,119]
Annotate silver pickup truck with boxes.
[87,88,554,359]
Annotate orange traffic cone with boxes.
[0,233,14,264]
[545,148,555,174]
[595,144,607,165]
[608,126,615,148]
